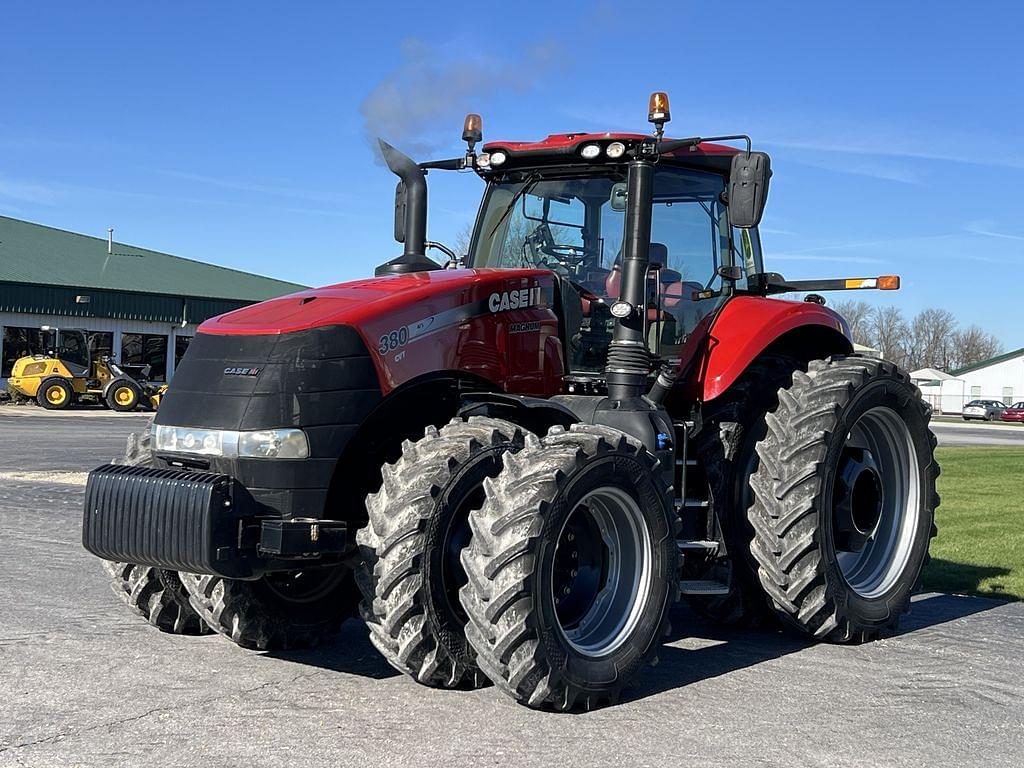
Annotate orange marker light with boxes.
[648,92,671,124]
[877,275,901,290]
[463,113,483,144]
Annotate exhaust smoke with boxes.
[360,37,562,161]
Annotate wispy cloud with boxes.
[775,233,959,256]
[0,172,355,219]
[770,253,886,265]
[964,220,1024,241]
[786,155,923,184]
[155,169,349,206]
[0,176,66,205]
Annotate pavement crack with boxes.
[0,669,322,755]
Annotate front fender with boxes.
[693,296,852,402]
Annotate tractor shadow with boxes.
[265,586,1007,700]
[921,558,1018,603]
[624,590,1005,706]
[267,619,400,680]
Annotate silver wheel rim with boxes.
[833,407,921,599]
[552,486,653,657]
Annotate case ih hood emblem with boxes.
[488,287,542,313]
[223,366,262,377]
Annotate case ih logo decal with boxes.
[223,367,262,376]
[488,287,542,313]
[378,285,550,357]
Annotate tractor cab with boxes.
[466,156,762,373]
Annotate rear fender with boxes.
[693,296,853,402]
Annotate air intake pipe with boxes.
[375,139,441,276]
[605,158,655,401]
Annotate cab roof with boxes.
[481,132,740,173]
[485,132,740,156]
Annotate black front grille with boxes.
[82,464,255,578]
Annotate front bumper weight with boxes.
[82,464,349,579]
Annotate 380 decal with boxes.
[378,326,409,354]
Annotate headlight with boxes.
[238,429,310,459]
[153,425,309,459]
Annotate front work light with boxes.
[609,300,633,318]
[490,150,507,166]
[154,424,310,459]
[580,143,601,160]
[606,141,626,159]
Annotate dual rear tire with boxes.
[747,356,938,642]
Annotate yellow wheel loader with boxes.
[7,326,164,411]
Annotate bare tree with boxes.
[949,326,1002,370]
[908,308,958,370]
[868,306,910,367]
[452,223,475,257]
[830,299,873,347]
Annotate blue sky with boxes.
[1,1,1021,347]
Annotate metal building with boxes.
[0,215,305,386]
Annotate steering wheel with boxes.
[540,244,587,261]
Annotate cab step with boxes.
[679,579,731,596]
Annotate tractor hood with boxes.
[200,268,552,336]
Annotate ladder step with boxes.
[679,579,730,596]
[676,498,709,509]
[676,539,719,555]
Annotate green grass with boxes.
[923,447,1024,601]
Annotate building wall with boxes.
[0,310,198,387]
[931,353,1024,413]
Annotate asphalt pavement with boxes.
[929,417,1024,447]
[1,409,1022,767]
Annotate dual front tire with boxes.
[356,418,679,710]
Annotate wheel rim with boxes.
[552,486,653,657]
[832,407,920,599]
[114,387,134,406]
[439,485,483,627]
[47,386,66,405]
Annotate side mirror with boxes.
[609,182,627,212]
[728,151,771,228]
[393,181,406,243]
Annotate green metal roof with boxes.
[0,215,305,301]
[949,347,1024,376]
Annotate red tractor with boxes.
[83,93,938,710]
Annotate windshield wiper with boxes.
[488,172,541,238]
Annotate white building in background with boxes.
[911,348,1024,414]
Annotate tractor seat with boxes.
[604,243,690,307]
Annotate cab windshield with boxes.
[470,166,758,370]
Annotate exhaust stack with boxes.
[375,140,440,276]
